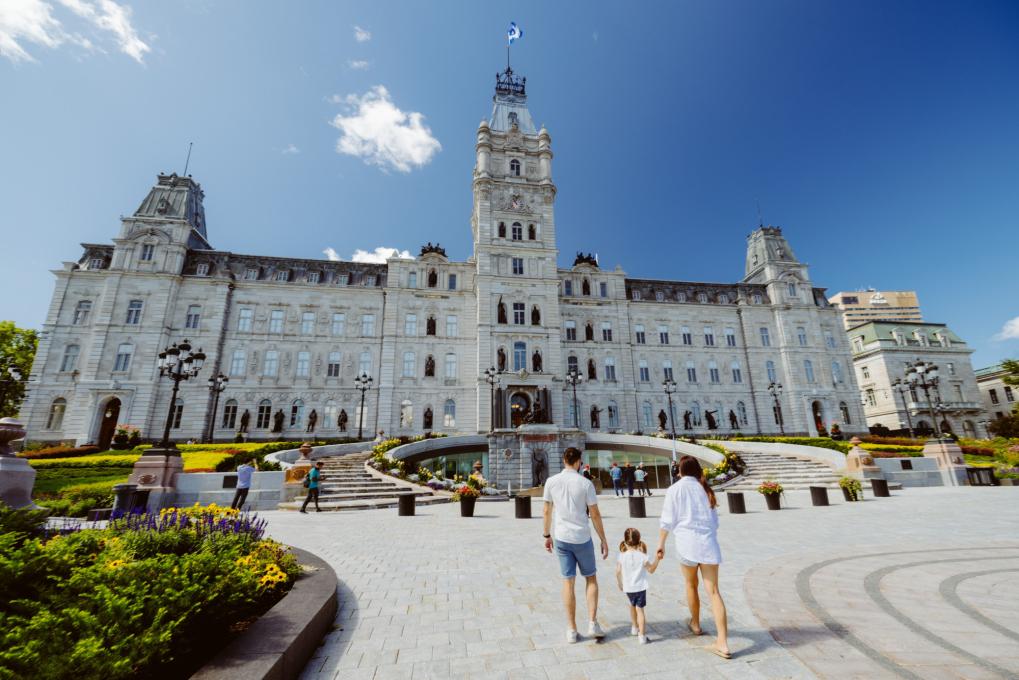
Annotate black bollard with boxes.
[112,483,138,513]
[514,495,532,519]
[397,493,415,516]
[871,479,890,498]
[809,486,829,507]
[628,495,646,518]
[726,492,746,514]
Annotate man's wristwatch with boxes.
[543,533,551,539]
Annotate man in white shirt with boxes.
[542,446,609,643]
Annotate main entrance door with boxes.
[510,392,531,428]
[97,398,121,450]
[811,400,825,435]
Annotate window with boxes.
[832,361,843,384]
[736,401,748,426]
[797,327,808,346]
[113,344,133,372]
[46,398,66,430]
[263,351,279,377]
[405,314,417,336]
[125,300,143,325]
[185,305,201,330]
[245,268,259,280]
[634,325,646,344]
[631,290,642,301]
[327,351,341,377]
[290,399,305,427]
[638,360,650,382]
[704,327,715,346]
[766,360,777,383]
[512,222,522,240]
[60,345,79,372]
[229,350,246,376]
[513,342,526,371]
[824,330,836,349]
[359,351,372,375]
[171,399,184,429]
[725,328,736,347]
[804,359,815,384]
[760,327,771,347]
[89,258,104,270]
[140,244,154,261]
[448,274,457,290]
[567,356,579,374]
[269,310,284,333]
[663,360,674,382]
[681,326,692,345]
[399,351,414,377]
[238,308,253,332]
[301,312,315,335]
[718,293,730,304]
[73,300,92,325]
[446,315,458,337]
[601,322,613,342]
[861,365,870,380]
[510,158,520,176]
[408,271,417,288]
[528,224,536,240]
[275,270,289,282]
[256,400,272,429]
[658,326,670,345]
[946,362,955,376]
[335,272,349,286]
[989,389,999,404]
[853,337,864,352]
[564,280,573,296]
[697,292,708,303]
[331,313,345,336]
[222,400,238,429]
[686,361,697,383]
[361,314,375,336]
[608,401,619,428]
[643,401,653,429]
[296,351,310,377]
[865,388,876,406]
[655,291,665,302]
[677,292,687,303]
[307,271,320,284]
[443,399,456,428]
[445,353,457,379]
[731,361,743,384]
[1006,386,1015,402]
[600,282,608,298]
[324,400,337,427]
[604,357,617,381]
[839,401,851,425]
[787,282,798,299]
[513,303,525,325]
[708,361,720,384]
[954,385,963,401]
[752,293,763,305]
[364,274,377,287]
[512,258,524,275]
[196,263,209,276]
[691,401,701,426]
[565,320,577,341]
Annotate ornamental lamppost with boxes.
[354,372,373,440]
[565,367,583,429]
[204,372,228,443]
[484,366,501,432]
[663,378,678,460]
[890,378,915,438]
[155,339,205,452]
[768,382,784,434]
[905,359,940,437]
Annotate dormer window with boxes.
[512,222,522,240]
[88,258,104,270]
[787,282,798,299]
[336,272,349,286]
[697,292,708,303]
[655,291,664,302]
[196,263,209,276]
[364,275,377,287]
[510,159,521,176]
[718,293,729,304]
[631,290,641,301]
[245,268,259,280]
[307,271,320,284]
[677,292,687,303]
[140,244,154,261]
[752,293,763,304]
[275,270,289,282]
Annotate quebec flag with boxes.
[507,22,523,45]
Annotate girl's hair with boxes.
[619,527,648,553]
[679,456,717,508]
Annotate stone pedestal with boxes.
[0,418,39,510]
[845,436,884,481]
[922,438,969,487]
[293,442,314,472]
[488,425,586,492]
[128,446,185,509]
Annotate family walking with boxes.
[543,449,730,658]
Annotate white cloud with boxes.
[282,143,300,155]
[348,59,369,70]
[0,0,149,63]
[994,316,1019,341]
[329,85,441,173]
[353,25,370,42]
[322,246,413,263]
[323,247,341,261]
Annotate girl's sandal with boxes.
[706,646,732,660]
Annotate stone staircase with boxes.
[279,451,447,512]
[723,450,843,492]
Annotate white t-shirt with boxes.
[543,467,597,544]
[617,550,650,593]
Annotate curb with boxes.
[191,546,338,680]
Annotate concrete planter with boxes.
[764,493,781,511]
[459,496,477,517]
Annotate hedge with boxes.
[17,445,101,460]
[728,436,851,454]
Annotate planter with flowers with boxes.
[839,476,863,502]
[111,424,139,450]
[757,480,784,510]
[451,482,481,517]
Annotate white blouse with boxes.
[659,476,722,565]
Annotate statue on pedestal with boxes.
[728,410,738,429]
[658,410,668,431]
[272,410,285,433]
[338,409,348,432]
[239,409,250,433]
[705,410,718,430]
[306,409,317,433]
[683,411,692,430]
[531,448,548,487]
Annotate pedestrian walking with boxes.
[623,462,636,496]
[615,527,660,644]
[230,460,257,510]
[609,462,623,496]
[300,461,324,513]
[635,463,652,496]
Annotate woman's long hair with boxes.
[679,455,717,508]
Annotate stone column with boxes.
[922,438,969,486]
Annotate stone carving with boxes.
[306,409,317,433]
[338,409,348,432]
[729,410,739,429]
[272,410,285,432]
[239,409,250,433]
[423,408,433,430]
[531,448,549,487]
[532,351,543,373]
[658,410,668,430]
[684,411,692,430]
[705,410,718,430]
[496,191,533,213]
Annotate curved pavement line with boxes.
[793,546,1019,680]
[862,556,1019,680]
[939,568,1019,644]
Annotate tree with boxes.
[988,358,1019,438]
[0,321,38,418]
[1001,358,1019,388]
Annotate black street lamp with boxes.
[354,372,373,440]
[205,372,228,443]
[484,366,501,432]
[155,339,205,453]
[663,378,679,458]
[905,359,941,438]
[768,382,784,434]
[890,378,915,438]
[565,367,583,429]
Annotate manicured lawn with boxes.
[30,450,235,471]
[33,470,131,496]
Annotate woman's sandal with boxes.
[706,646,732,660]
[687,621,703,636]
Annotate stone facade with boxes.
[975,363,1017,422]
[20,66,867,446]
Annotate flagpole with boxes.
[507,44,510,70]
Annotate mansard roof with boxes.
[134,174,208,246]
[623,278,769,304]
[490,68,537,134]
[182,249,387,286]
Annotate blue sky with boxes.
[1,1,1017,367]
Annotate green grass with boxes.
[34,471,130,496]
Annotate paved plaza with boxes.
[261,487,1019,679]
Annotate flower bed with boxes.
[728,436,851,454]
[365,435,500,497]
[0,503,299,680]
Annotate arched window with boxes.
[257,400,272,428]
[60,344,79,372]
[587,358,597,380]
[46,398,66,430]
[427,269,438,288]
[582,279,591,296]
[766,360,777,383]
[531,306,541,326]
[510,159,520,176]
[513,342,526,371]
[324,400,338,428]
[400,400,413,428]
[839,401,851,425]
[736,401,748,426]
[567,355,578,374]
[498,222,506,238]
[691,401,702,426]
[171,398,184,429]
[528,224,536,240]
[607,400,619,428]
[512,222,523,240]
[444,399,456,428]
[290,399,305,427]
[642,401,653,429]
[222,399,238,429]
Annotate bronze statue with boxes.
[423,407,433,430]
[497,348,507,372]
[729,409,738,429]
[532,351,543,373]
[590,405,601,429]
[425,355,435,377]
[585,322,594,341]
[497,300,507,324]
[426,316,436,335]
[306,409,317,433]
[705,410,718,430]
[239,409,250,433]
[427,269,438,287]
[587,359,596,380]
[531,306,540,325]
[272,409,284,433]
[684,410,692,430]
[338,409,348,432]
[658,409,668,430]
[582,278,591,296]
[531,448,549,487]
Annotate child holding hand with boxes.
[615,527,660,644]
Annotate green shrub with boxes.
[859,443,923,453]
[17,445,101,460]
[729,436,851,453]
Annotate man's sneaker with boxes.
[638,634,649,645]
[566,629,579,644]
[630,626,639,636]
[587,621,605,639]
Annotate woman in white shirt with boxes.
[655,455,730,659]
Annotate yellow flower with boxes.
[106,559,127,570]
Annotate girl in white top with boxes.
[656,455,731,659]
[615,528,659,644]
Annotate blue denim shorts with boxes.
[555,538,596,579]
[627,590,647,608]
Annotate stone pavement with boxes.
[259,486,1019,679]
